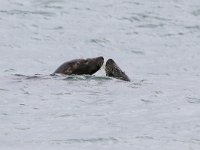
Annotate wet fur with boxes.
[54,57,104,75]
[105,59,130,81]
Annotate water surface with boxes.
[0,0,200,149]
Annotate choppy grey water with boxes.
[0,0,200,150]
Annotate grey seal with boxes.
[54,56,104,75]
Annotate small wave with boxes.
[13,74,112,82]
[137,23,164,28]
[0,10,55,17]
[186,97,200,104]
[131,50,145,55]
[63,75,112,81]
[192,9,200,16]
[0,88,9,92]
[89,38,110,47]
[51,137,118,144]
[14,74,52,80]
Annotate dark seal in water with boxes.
[105,59,130,81]
[54,56,104,75]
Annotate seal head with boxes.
[105,59,130,81]
[54,56,104,75]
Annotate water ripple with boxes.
[192,9,200,16]
[186,97,200,104]
[89,38,110,47]
[137,23,164,28]
[0,10,55,17]
[0,88,9,92]
[51,137,118,144]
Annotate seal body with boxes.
[105,59,130,81]
[54,56,104,75]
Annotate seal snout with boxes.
[97,56,104,62]
[96,56,104,67]
[98,56,104,60]
[106,59,115,67]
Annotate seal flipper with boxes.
[105,59,130,81]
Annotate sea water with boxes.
[0,0,200,149]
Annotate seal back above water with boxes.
[105,59,130,81]
[54,56,104,75]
